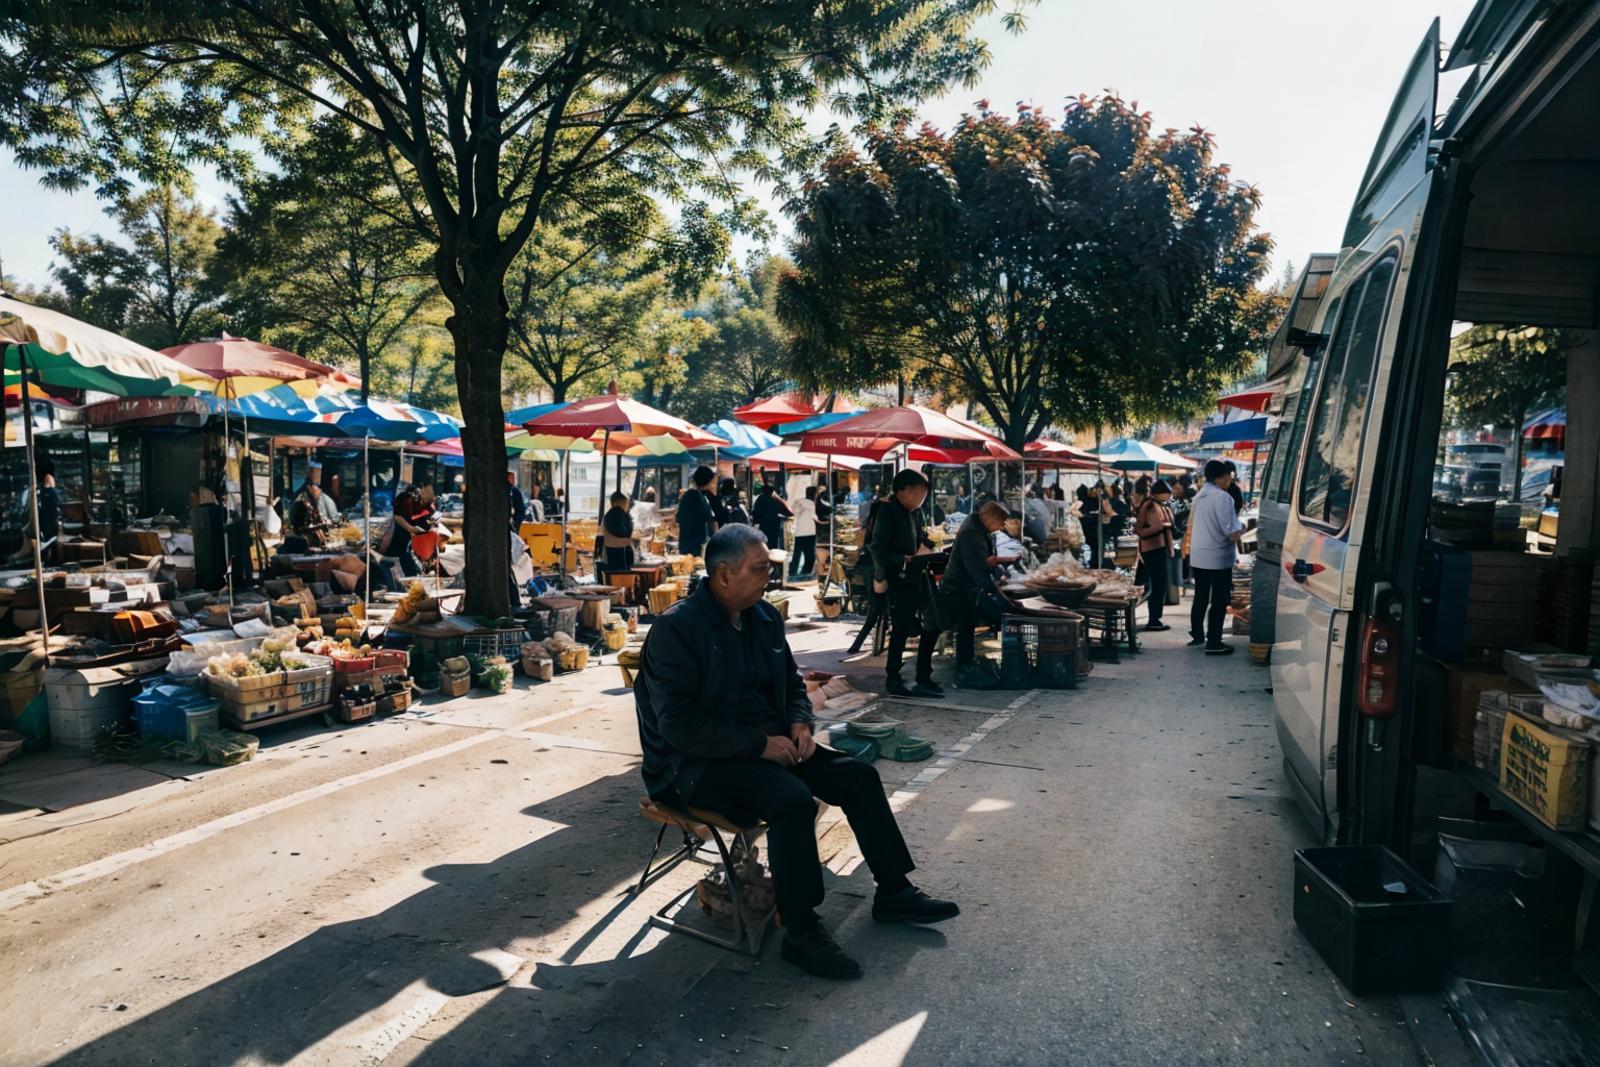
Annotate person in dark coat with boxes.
[751,482,793,555]
[507,471,529,531]
[601,491,634,573]
[845,484,893,656]
[869,469,944,698]
[938,501,1018,687]
[634,524,958,980]
[719,478,750,525]
[676,465,717,557]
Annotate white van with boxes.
[1268,0,1600,865]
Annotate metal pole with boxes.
[222,387,234,607]
[362,431,371,620]
[823,454,835,596]
[560,448,571,586]
[598,429,610,520]
[16,346,50,658]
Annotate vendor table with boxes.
[1082,592,1146,662]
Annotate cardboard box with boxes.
[1443,664,1534,759]
[1499,713,1591,831]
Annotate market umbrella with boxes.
[703,418,781,459]
[1,295,214,653]
[1094,437,1198,471]
[521,388,723,518]
[770,410,863,438]
[732,391,818,430]
[161,334,358,399]
[798,405,1019,596]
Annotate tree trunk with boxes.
[447,291,512,619]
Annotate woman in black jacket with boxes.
[869,469,944,698]
[751,482,792,552]
[601,491,635,573]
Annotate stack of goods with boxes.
[1539,552,1593,652]
[803,671,873,712]
[1498,701,1593,831]
[665,554,698,577]
[1465,549,1551,649]
[540,631,589,673]
[1230,557,1253,636]
[202,635,333,725]
[647,577,688,616]
[335,682,378,724]
[1472,688,1522,774]
[1430,501,1496,546]
[391,582,441,625]
[764,591,792,621]
[601,614,629,650]
[440,656,472,697]
[521,641,555,682]
[476,656,513,694]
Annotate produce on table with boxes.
[204,633,310,678]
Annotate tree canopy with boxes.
[0,0,1027,615]
[778,97,1279,448]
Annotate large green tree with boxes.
[1448,325,1574,499]
[214,117,438,398]
[49,182,224,348]
[779,98,1279,448]
[0,0,1020,614]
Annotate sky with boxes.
[0,0,1480,289]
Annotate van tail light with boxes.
[1356,616,1400,718]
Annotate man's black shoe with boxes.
[781,925,863,980]
[1144,622,1170,632]
[885,675,912,697]
[1187,635,1206,647]
[872,886,961,925]
[911,679,945,699]
[1205,644,1235,656]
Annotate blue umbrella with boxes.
[702,418,780,458]
[769,410,861,437]
[1095,437,1197,470]
[507,400,568,424]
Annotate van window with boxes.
[1296,253,1399,531]
[1265,300,1335,508]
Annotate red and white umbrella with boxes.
[799,404,1019,460]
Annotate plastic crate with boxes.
[462,627,526,662]
[134,683,220,741]
[998,615,1082,690]
[1293,846,1452,995]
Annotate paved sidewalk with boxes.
[0,617,1478,1066]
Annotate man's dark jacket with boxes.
[869,499,930,591]
[940,514,999,599]
[634,582,814,800]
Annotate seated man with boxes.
[635,525,958,979]
[940,501,1022,688]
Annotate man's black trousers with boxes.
[687,747,914,930]
[1190,565,1232,646]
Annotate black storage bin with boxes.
[1293,846,1452,995]
[998,614,1082,690]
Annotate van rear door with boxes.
[1272,21,1440,841]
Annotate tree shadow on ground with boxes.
[50,763,952,1066]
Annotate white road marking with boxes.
[0,703,595,913]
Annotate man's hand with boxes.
[761,735,800,766]
[789,723,817,762]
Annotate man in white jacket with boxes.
[1187,460,1244,654]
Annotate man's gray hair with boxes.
[703,524,768,577]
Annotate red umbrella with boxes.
[522,388,724,518]
[1024,439,1100,468]
[799,404,1019,460]
[161,333,358,398]
[733,391,819,429]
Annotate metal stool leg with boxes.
[646,825,776,957]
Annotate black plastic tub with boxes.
[1293,846,1452,995]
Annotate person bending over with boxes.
[635,525,959,979]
